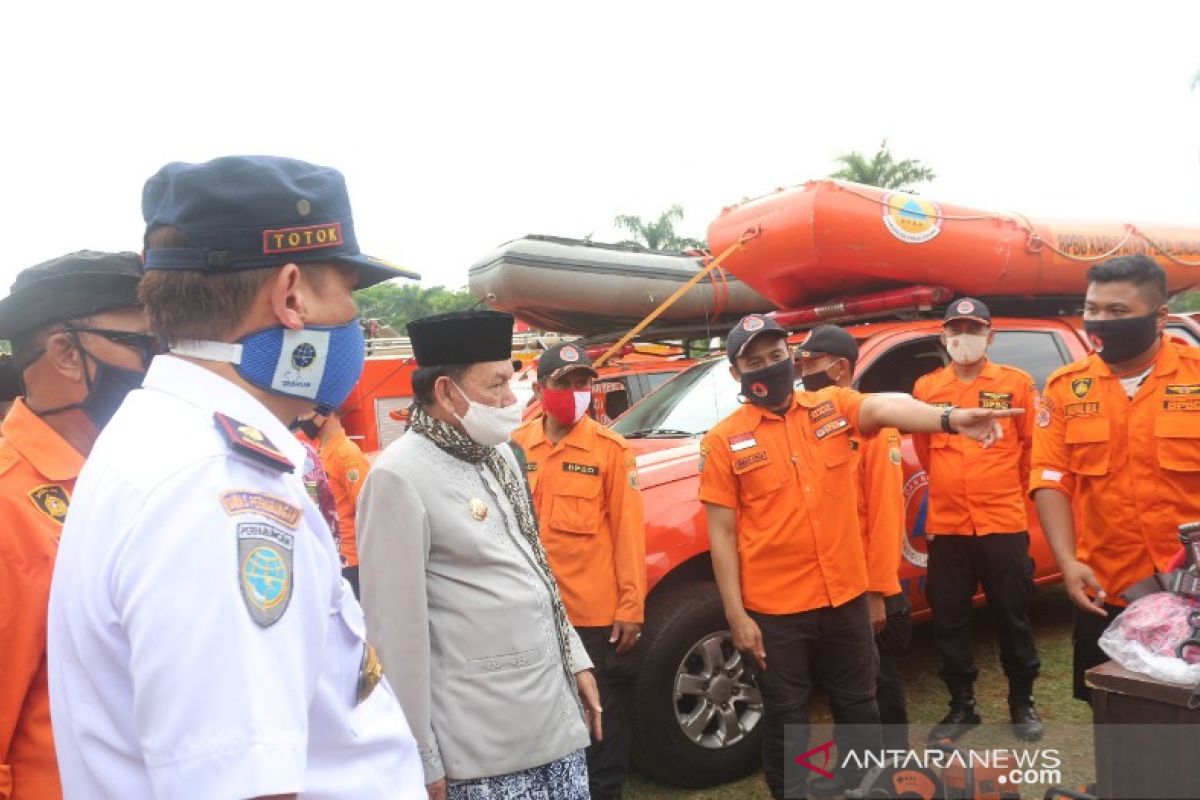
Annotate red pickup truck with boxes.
[614,313,1200,788]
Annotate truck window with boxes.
[988,331,1071,389]
[643,370,679,393]
[855,337,946,395]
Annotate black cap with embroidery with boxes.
[0,250,144,340]
[944,297,991,325]
[797,325,859,362]
[726,313,787,364]
[408,310,515,367]
[537,342,599,381]
[141,155,419,289]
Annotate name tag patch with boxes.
[238,522,294,628]
[813,417,849,440]
[809,401,837,422]
[1164,398,1200,412]
[525,462,538,472]
[221,490,301,529]
[262,222,343,255]
[978,391,1013,410]
[729,432,758,452]
[563,462,599,476]
[1064,402,1101,417]
[734,451,769,471]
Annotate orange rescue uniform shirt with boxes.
[0,400,82,800]
[512,415,647,627]
[318,430,370,568]
[853,426,905,597]
[699,387,869,615]
[1030,338,1200,605]
[912,360,1036,535]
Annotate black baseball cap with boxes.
[726,314,787,364]
[0,250,144,340]
[141,155,419,289]
[944,297,991,325]
[537,342,599,382]
[797,324,859,362]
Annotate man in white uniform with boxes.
[46,156,425,799]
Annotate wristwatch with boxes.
[940,406,958,434]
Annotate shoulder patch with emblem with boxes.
[28,484,70,524]
[698,443,710,473]
[346,467,361,483]
[1036,398,1052,428]
[214,413,295,472]
[237,522,294,627]
[888,446,902,465]
[1070,378,1093,399]
[221,490,301,529]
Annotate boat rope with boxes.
[593,226,762,368]
[829,180,1200,268]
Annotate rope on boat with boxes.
[593,226,762,368]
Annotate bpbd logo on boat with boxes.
[882,191,943,244]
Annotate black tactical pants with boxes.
[927,532,1041,693]
[576,626,638,800]
[876,593,912,750]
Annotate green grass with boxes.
[626,586,1091,799]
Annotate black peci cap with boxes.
[0,250,144,341]
[407,310,515,367]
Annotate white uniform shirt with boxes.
[47,356,424,799]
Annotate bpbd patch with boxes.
[563,462,599,476]
[237,522,294,627]
[28,484,69,524]
[978,391,1013,410]
[1071,377,1094,399]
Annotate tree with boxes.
[613,205,704,251]
[354,283,477,334]
[830,139,936,192]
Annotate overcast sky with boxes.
[2,1,1198,297]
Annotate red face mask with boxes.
[542,387,592,425]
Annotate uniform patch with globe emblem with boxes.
[237,521,294,627]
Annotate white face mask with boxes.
[945,333,988,365]
[451,381,524,446]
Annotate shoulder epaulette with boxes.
[213,413,295,473]
[1045,358,1093,386]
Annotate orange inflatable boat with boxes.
[707,180,1200,313]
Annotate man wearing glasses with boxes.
[0,250,152,799]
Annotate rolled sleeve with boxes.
[697,432,736,508]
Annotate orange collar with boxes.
[0,398,85,481]
[527,414,600,453]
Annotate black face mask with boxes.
[289,417,323,439]
[39,356,146,428]
[739,358,797,409]
[1083,313,1160,365]
[800,360,842,393]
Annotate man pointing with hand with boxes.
[700,314,1021,800]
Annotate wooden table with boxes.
[1086,661,1200,798]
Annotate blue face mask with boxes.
[172,320,365,409]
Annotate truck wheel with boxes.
[631,580,764,787]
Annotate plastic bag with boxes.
[1098,592,1200,686]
